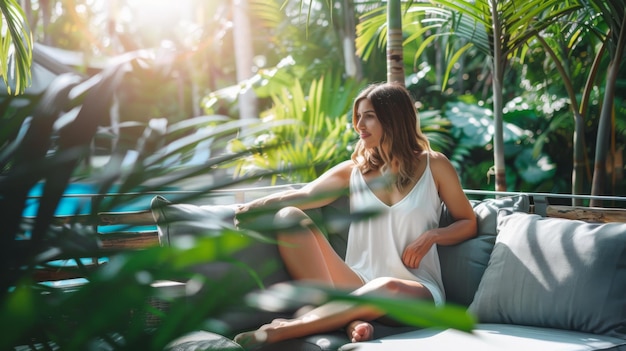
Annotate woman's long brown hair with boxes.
[351,82,431,191]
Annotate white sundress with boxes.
[344,154,445,305]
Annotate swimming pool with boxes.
[25,183,156,215]
[23,183,165,287]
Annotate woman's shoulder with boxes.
[421,150,460,188]
[301,160,355,198]
[419,150,450,164]
[318,159,356,182]
[335,159,357,172]
[422,150,455,174]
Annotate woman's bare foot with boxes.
[346,320,374,342]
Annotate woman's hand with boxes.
[401,231,436,269]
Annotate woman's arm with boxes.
[402,152,477,268]
[237,160,354,213]
[429,152,477,245]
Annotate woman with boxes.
[233,82,477,349]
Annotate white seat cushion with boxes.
[339,324,626,351]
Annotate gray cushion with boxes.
[437,195,530,306]
[164,330,244,351]
[468,211,626,339]
[149,193,291,283]
[320,196,351,259]
[150,195,238,246]
[254,331,349,351]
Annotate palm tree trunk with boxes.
[590,14,626,206]
[490,0,506,191]
[435,31,443,88]
[536,35,586,204]
[41,0,51,45]
[387,0,404,85]
[233,0,258,120]
[340,0,362,80]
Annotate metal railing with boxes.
[26,185,626,218]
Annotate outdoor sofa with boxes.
[153,188,626,351]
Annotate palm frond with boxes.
[355,6,387,60]
[0,0,32,95]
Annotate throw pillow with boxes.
[468,211,626,339]
[438,194,530,307]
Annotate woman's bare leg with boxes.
[273,207,363,289]
[341,277,435,343]
[235,300,381,349]
[234,277,434,349]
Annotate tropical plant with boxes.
[227,73,361,184]
[444,101,557,191]
[524,0,626,204]
[249,0,355,82]
[528,11,593,202]
[0,0,33,95]
[430,0,580,191]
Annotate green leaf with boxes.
[245,282,475,332]
[445,102,526,148]
[514,148,557,184]
[0,280,38,349]
[0,0,33,95]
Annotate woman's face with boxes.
[355,98,383,149]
